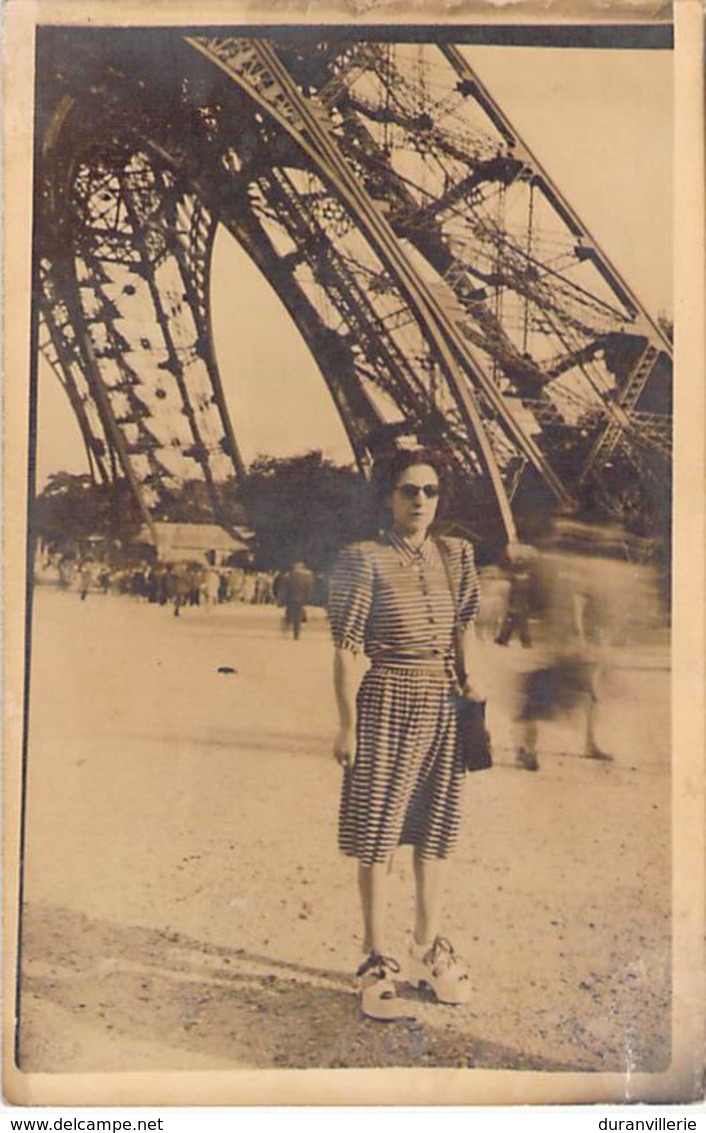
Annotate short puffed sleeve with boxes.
[328,543,375,654]
[458,539,481,629]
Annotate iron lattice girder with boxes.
[274,38,671,455]
[190,36,669,483]
[39,98,245,519]
[262,165,445,418]
[188,35,575,536]
[352,52,661,324]
[38,46,455,503]
[38,263,115,484]
[240,161,484,483]
[36,28,671,542]
[580,343,670,479]
[171,39,534,493]
[228,208,388,462]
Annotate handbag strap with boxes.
[435,537,468,686]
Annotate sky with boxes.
[35,42,673,488]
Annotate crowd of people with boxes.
[38,553,283,616]
[38,508,664,657]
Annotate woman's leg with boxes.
[358,860,392,954]
[410,850,471,1004]
[356,858,403,1019]
[412,850,448,946]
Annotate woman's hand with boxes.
[333,725,356,770]
[333,648,358,770]
[460,677,486,702]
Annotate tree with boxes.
[155,478,215,524]
[238,451,373,572]
[32,455,373,571]
[32,472,141,551]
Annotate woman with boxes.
[328,449,482,1020]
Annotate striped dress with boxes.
[328,531,480,866]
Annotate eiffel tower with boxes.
[36,28,672,545]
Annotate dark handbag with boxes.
[456,695,493,772]
[436,538,493,772]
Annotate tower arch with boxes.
[36,28,672,543]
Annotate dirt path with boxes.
[17,588,671,1073]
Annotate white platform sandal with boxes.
[407,936,472,1005]
[356,952,402,1021]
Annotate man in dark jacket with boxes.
[279,561,316,640]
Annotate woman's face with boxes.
[389,463,440,539]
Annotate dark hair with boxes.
[371,448,448,526]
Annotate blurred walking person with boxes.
[511,516,651,771]
[494,543,537,648]
[78,559,94,601]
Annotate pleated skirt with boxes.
[339,665,465,866]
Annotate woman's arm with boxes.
[333,646,359,768]
[459,622,488,701]
[454,538,486,699]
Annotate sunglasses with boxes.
[395,483,440,500]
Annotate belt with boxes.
[369,653,453,675]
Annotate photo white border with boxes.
[3,0,703,1107]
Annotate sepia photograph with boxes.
[3,0,704,1111]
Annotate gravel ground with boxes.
[15,587,672,1087]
